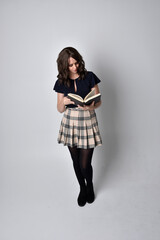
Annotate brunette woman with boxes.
[53,47,102,207]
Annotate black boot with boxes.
[77,186,87,207]
[86,183,95,204]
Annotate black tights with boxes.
[68,146,94,189]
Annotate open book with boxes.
[67,89,101,107]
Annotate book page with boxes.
[84,89,95,101]
[84,93,101,105]
[68,93,83,101]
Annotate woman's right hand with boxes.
[57,93,75,113]
[63,96,75,105]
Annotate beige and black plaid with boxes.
[57,108,102,149]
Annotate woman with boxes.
[53,47,102,207]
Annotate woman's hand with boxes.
[57,93,75,113]
[63,96,75,105]
[78,101,95,111]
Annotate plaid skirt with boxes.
[57,108,102,149]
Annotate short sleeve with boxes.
[53,80,65,93]
[89,72,101,88]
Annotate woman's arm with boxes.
[57,93,75,113]
[91,84,102,109]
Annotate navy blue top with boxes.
[53,71,101,108]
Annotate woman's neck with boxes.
[69,73,79,80]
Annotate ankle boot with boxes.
[77,186,87,207]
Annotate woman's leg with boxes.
[79,148,95,203]
[68,146,87,206]
[68,146,86,188]
[79,148,94,186]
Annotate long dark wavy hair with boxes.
[56,47,87,87]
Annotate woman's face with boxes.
[68,57,79,75]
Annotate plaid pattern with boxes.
[57,108,102,149]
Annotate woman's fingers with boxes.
[64,97,75,105]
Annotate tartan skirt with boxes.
[57,108,102,149]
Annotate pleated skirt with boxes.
[57,108,102,149]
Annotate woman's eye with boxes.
[69,62,78,67]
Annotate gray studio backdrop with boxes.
[1,0,160,240]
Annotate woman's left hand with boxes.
[78,101,95,111]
